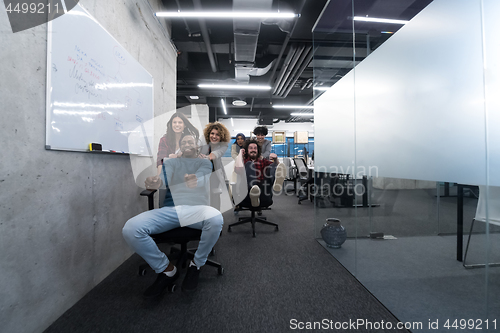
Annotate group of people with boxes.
[122,112,285,298]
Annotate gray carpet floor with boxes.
[44,191,407,333]
[320,235,500,333]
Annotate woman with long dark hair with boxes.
[146,112,199,189]
[157,112,199,165]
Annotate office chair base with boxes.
[138,245,223,276]
[228,214,279,237]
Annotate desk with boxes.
[312,172,379,208]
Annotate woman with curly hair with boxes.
[200,122,230,210]
[253,126,272,159]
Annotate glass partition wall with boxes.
[313,0,499,330]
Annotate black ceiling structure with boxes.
[160,0,433,123]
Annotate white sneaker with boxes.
[250,185,261,207]
[273,163,287,192]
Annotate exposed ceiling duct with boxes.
[232,0,273,83]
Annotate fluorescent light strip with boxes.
[353,16,409,25]
[291,113,314,117]
[313,87,330,91]
[221,99,227,115]
[199,84,271,91]
[156,11,299,19]
[273,105,314,109]
[230,118,234,126]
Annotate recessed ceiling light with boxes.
[353,16,409,25]
[273,105,314,109]
[232,100,247,106]
[198,84,272,91]
[156,11,299,19]
[189,95,199,100]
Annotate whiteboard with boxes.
[46,4,154,154]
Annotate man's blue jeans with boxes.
[122,205,223,273]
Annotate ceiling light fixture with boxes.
[156,11,299,19]
[199,84,271,91]
[230,118,234,126]
[313,87,330,91]
[273,105,314,109]
[189,95,199,100]
[291,113,314,117]
[232,100,247,106]
[353,16,409,25]
[221,99,227,115]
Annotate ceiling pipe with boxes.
[266,0,308,89]
[192,0,218,73]
[277,45,312,97]
[366,33,371,56]
[271,44,297,95]
[274,44,305,96]
[280,46,314,97]
[174,0,194,37]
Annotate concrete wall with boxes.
[0,1,176,332]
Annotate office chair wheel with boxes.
[138,264,149,276]
[298,200,301,204]
[228,226,232,232]
[218,267,224,275]
[168,284,176,293]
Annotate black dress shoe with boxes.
[182,265,200,293]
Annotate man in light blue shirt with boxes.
[123,134,223,297]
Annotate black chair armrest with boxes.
[140,189,157,211]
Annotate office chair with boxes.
[138,189,224,276]
[227,164,279,237]
[282,157,297,194]
[463,185,500,269]
[293,157,312,204]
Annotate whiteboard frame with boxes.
[45,3,154,155]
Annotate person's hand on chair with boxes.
[145,175,162,190]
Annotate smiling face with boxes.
[210,129,220,143]
[256,134,265,143]
[247,143,259,160]
[171,117,185,134]
[180,135,197,158]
